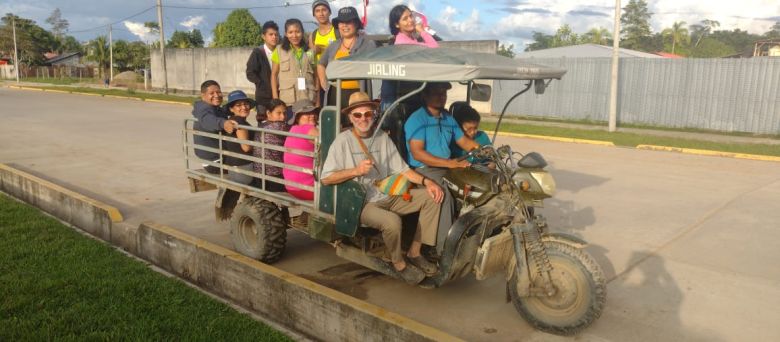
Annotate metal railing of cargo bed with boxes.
[183,118,330,219]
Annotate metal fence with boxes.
[493,58,780,134]
[0,65,98,80]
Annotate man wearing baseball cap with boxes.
[321,92,444,284]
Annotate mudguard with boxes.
[541,232,587,248]
[214,187,240,221]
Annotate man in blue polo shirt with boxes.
[404,82,480,253]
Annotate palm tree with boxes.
[87,36,109,79]
[584,27,610,45]
[662,21,690,54]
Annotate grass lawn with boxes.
[34,85,200,104]
[0,194,291,341]
[19,77,88,85]
[482,122,780,157]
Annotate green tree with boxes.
[710,29,762,55]
[45,8,69,40]
[169,29,204,48]
[525,31,553,51]
[0,13,57,65]
[497,43,515,58]
[145,22,160,48]
[661,21,689,54]
[765,21,780,39]
[126,41,150,69]
[60,35,82,54]
[689,38,735,58]
[584,27,610,45]
[621,0,653,51]
[689,19,720,47]
[87,36,110,78]
[211,9,261,47]
[551,24,579,47]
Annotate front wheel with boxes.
[509,241,606,336]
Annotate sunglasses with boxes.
[350,110,375,119]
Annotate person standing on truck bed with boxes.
[309,0,338,106]
[317,6,376,109]
[192,80,237,174]
[246,21,280,122]
[321,92,445,284]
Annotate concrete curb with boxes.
[3,85,190,106]
[144,98,190,106]
[0,163,123,241]
[138,221,460,342]
[0,163,459,341]
[496,131,615,146]
[636,145,780,162]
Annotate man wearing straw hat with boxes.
[321,91,444,284]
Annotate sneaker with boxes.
[408,255,438,276]
[396,264,425,285]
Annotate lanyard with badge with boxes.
[294,48,307,91]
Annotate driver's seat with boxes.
[382,96,423,164]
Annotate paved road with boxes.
[2,87,779,341]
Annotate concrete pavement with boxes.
[2,87,779,341]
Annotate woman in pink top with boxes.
[380,5,440,113]
[389,5,438,48]
[283,99,319,200]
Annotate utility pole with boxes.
[12,15,20,83]
[109,24,114,83]
[156,0,169,94]
[608,0,621,132]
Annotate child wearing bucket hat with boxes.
[222,90,257,185]
[282,99,320,200]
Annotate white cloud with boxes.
[124,21,155,43]
[180,16,204,31]
[434,6,481,37]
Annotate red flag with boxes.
[361,0,369,28]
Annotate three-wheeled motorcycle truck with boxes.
[183,45,606,335]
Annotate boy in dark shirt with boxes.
[192,80,237,173]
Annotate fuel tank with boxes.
[443,164,503,207]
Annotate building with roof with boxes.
[516,43,662,59]
[654,52,684,58]
[45,52,82,66]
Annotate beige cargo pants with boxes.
[359,188,442,263]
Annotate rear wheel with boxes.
[509,241,606,335]
[229,197,287,263]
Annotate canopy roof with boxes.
[326,45,567,82]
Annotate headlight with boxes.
[530,171,556,196]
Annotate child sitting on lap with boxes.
[452,104,491,163]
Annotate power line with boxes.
[162,0,322,11]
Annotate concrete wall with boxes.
[151,40,499,98]
[151,47,256,94]
[0,65,16,79]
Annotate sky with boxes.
[2,0,779,51]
